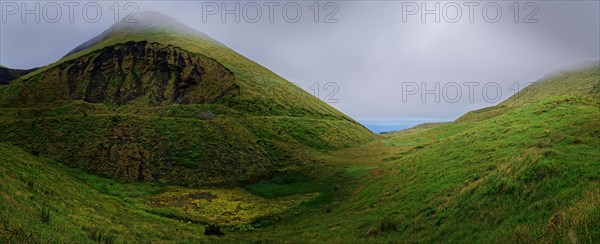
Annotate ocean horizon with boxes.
[356,119,451,134]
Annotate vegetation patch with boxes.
[146,187,317,226]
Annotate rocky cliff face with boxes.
[16,41,238,105]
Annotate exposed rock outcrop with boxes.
[16,41,238,105]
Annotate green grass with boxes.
[0,143,328,242]
[457,66,599,123]
[0,143,207,242]
[0,108,374,186]
[247,173,323,199]
[1,83,599,242]
[502,67,599,107]
[226,95,599,243]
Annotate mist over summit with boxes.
[65,11,224,58]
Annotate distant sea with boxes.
[356,119,451,134]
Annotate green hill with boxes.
[0,12,375,186]
[2,12,353,119]
[233,66,599,242]
[457,66,599,123]
[359,97,598,242]
[502,66,600,106]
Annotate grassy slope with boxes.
[0,25,376,185]
[225,68,600,242]
[501,68,600,107]
[0,104,374,186]
[1,27,354,121]
[3,93,599,243]
[231,95,599,243]
[457,67,599,123]
[0,143,205,242]
[0,143,327,242]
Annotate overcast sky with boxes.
[1,1,599,124]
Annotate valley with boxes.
[2,71,598,242]
[0,11,598,243]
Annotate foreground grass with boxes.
[0,143,326,242]
[0,143,207,242]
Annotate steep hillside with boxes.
[0,143,203,242]
[457,66,599,123]
[0,143,320,242]
[3,11,352,120]
[501,66,600,106]
[234,66,600,242]
[0,12,375,186]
